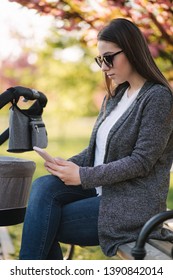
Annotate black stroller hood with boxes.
[0,86,48,147]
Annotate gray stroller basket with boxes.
[0,156,36,226]
[0,86,47,226]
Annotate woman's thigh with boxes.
[31,174,97,206]
[57,196,100,246]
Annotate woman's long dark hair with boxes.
[97,18,172,97]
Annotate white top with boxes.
[94,87,139,196]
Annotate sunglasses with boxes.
[95,50,123,68]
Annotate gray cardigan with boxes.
[70,81,173,256]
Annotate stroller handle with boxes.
[0,86,48,147]
[0,86,47,109]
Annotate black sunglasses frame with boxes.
[95,50,123,68]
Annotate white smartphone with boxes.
[33,146,55,163]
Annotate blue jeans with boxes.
[19,175,100,259]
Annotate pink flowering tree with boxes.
[9,0,173,60]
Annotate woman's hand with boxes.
[44,158,81,186]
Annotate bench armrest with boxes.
[131,210,173,260]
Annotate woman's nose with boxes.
[101,61,110,72]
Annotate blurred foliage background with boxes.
[0,0,173,259]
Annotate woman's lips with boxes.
[107,73,115,78]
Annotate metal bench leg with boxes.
[64,244,75,260]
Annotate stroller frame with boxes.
[0,86,47,226]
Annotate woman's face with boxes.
[97,40,134,85]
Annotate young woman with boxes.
[20,18,173,259]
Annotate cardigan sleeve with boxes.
[79,87,173,189]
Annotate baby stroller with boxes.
[0,86,48,226]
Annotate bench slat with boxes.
[148,239,173,258]
[164,219,173,230]
[117,222,173,260]
[117,241,171,260]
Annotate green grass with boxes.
[1,116,173,259]
[167,174,173,209]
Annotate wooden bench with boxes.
[118,234,173,260]
[117,212,173,260]
[65,211,173,260]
